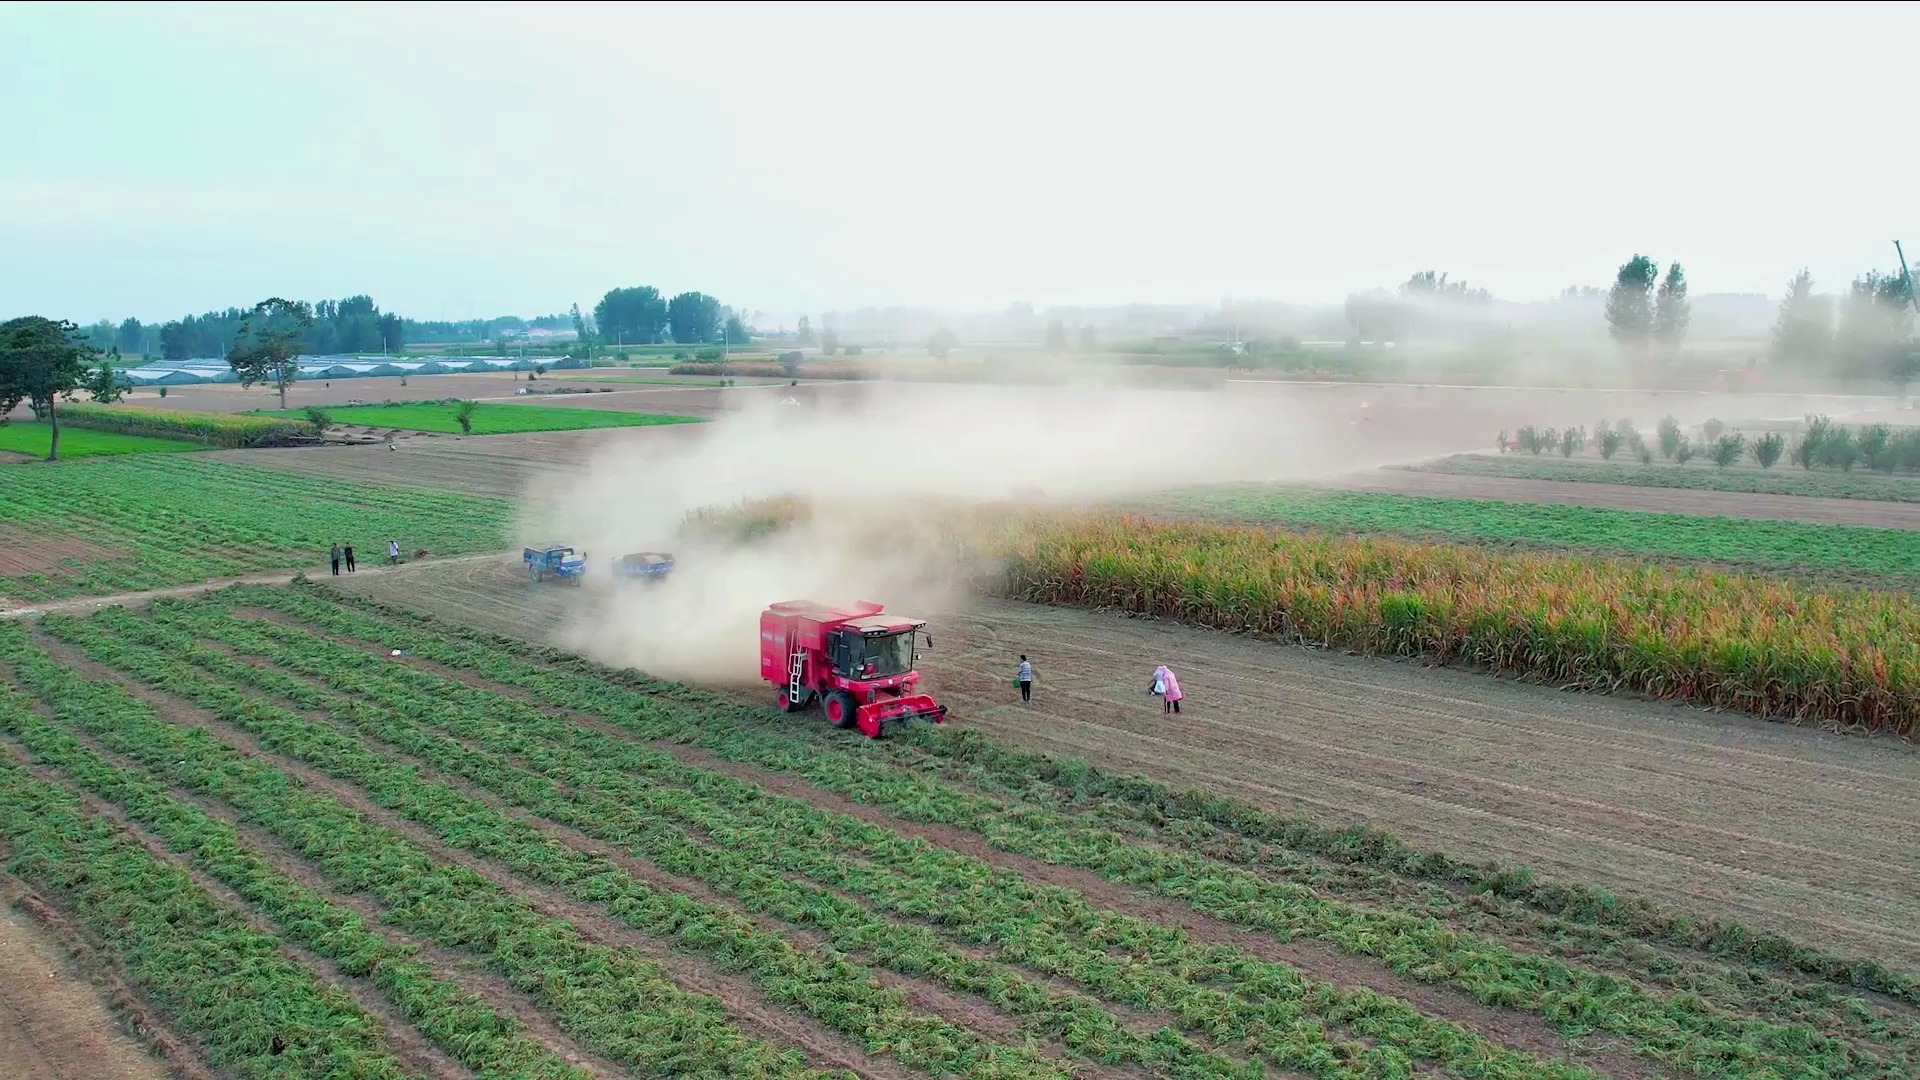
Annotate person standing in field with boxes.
[1016,655,1033,704]
[329,543,342,576]
[343,543,356,573]
[1150,664,1183,715]
[388,538,401,565]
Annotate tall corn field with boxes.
[991,514,1920,737]
[688,498,1920,736]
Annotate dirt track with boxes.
[332,555,1920,968]
[0,887,170,1080]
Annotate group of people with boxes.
[330,539,403,576]
[1014,655,1185,714]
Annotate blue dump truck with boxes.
[612,551,675,583]
[523,545,587,584]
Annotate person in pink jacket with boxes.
[1150,664,1183,714]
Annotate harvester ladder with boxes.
[787,650,805,703]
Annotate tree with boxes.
[1769,269,1830,368]
[819,328,839,356]
[159,321,194,360]
[1833,271,1916,384]
[376,312,403,353]
[226,298,314,410]
[667,292,721,344]
[569,303,595,352]
[1656,415,1682,459]
[1078,325,1099,351]
[1709,433,1745,468]
[116,317,145,356]
[723,316,750,345]
[1750,432,1784,469]
[0,316,114,461]
[1597,428,1624,459]
[454,400,478,435]
[1605,255,1659,352]
[1653,262,1690,354]
[593,286,668,345]
[927,327,956,360]
[796,316,816,346]
[1043,320,1067,351]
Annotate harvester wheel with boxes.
[823,690,858,729]
[529,565,543,582]
[776,689,812,713]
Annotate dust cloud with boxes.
[517,381,1369,685]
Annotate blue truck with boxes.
[612,551,675,583]
[523,545,587,584]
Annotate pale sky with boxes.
[3,2,1915,325]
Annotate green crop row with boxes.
[304,579,1920,1015]
[0,706,405,1075]
[225,584,1893,1079]
[253,402,702,435]
[2,621,831,1079]
[1407,453,1920,503]
[58,402,317,447]
[37,612,1072,1080]
[0,456,511,602]
[1143,486,1920,581]
[0,630,588,1079]
[141,598,1560,1080]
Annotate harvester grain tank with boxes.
[759,600,947,738]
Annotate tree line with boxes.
[73,300,575,361]
[586,287,748,349]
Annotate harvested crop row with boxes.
[4,622,834,1079]
[143,599,1531,1080]
[39,612,1075,1080]
[229,585,1897,1080]
[0,720,405,1076]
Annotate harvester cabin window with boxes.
[857,633,915,679]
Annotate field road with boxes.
[321,555,1920,968]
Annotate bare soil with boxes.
[0,528,124,584]
[0,888,176,1080]
[333,559,1920,969]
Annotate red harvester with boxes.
[759,600,948,738]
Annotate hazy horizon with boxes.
[5,4,1916,325]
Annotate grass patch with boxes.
[1414,453,1920,503]
[0,421,205,459]
[256,401,703,434]
[1146,485,1920,581]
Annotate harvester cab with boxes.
[759,600,947,738]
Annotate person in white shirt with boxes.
[1016,655,1033,704]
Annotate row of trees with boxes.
[77,295,409,361]
[1343,271,1495,344]
[1769,269,1916,383]
[587,287,746,348]
[1604,255,1690,355]
[75,303,581,362]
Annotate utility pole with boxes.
[1897,241,1920,317]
